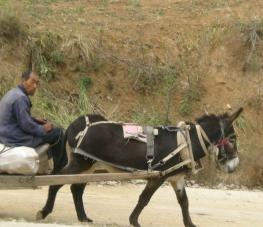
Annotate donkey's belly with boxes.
[75,139,149,171]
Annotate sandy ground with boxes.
[0,183,263,227]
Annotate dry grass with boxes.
[249,156,263,186]
[0,63,20,98]
[62,34,105,73]
[62,35,100,64]
[241,20,263,72]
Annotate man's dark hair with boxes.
[21,70,32,80]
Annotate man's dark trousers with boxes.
[31,127,68,173]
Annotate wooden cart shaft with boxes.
[0,171,162,189]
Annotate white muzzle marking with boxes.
[224,157,239,173]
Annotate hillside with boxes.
[0,0,262,187]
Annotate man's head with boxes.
[21,71,40,96]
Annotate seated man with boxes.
[0,70,67,173]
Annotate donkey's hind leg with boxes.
[169,176,196,227]
[129,177,165,227]
[71,183,92,222]
[37,155,93,221]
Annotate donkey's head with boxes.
[196,107,243,173]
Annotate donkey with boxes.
[37,107,243,227]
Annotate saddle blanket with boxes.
[122,124,147,143]
[122,124,159,143]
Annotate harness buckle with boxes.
[147,159,153,172]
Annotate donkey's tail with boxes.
[53,128,69,173]
[61,128,69,164]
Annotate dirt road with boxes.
[0,183,262,227]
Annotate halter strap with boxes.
[195,125,213,155]
[75,116,90,148]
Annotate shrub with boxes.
[0,14,28,42]
[78,76,92,91]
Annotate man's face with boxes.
[22,72,40,96]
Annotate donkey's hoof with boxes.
[130,223,141,227]
[187,224,196,227]
[129,218,141,227]
[79,217,93,223]
[36,211,44,220]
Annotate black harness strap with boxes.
[144,126,155,160]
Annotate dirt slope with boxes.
[0,0,263,187]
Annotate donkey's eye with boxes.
[229,136,236,143]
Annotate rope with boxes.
[0,144,14,155]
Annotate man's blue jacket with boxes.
[0,85,46,147]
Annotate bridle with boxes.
[215,120,238,162]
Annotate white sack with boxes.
[0,144,39,175]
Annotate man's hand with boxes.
[43,122,54,133]
[35,117,48,125]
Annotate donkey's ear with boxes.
[227,107,244,124]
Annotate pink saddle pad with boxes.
[122,124,146,142]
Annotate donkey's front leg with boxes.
[129,177,165,227]
[170,177,196,227]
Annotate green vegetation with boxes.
[162,66,178,124]
[32,32,64,80]
[78,76,92,115]
[179,80,200,116]
[32,86,92,128]
[129,0,141,8]
[131,108,165,126]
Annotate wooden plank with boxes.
[185,128,197,174]
[160,159,191,176]
[162,143,187,163]
[0,175,36,189]
[34,172,161,186]
[0,158,193,190]
[0,171,161,189]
